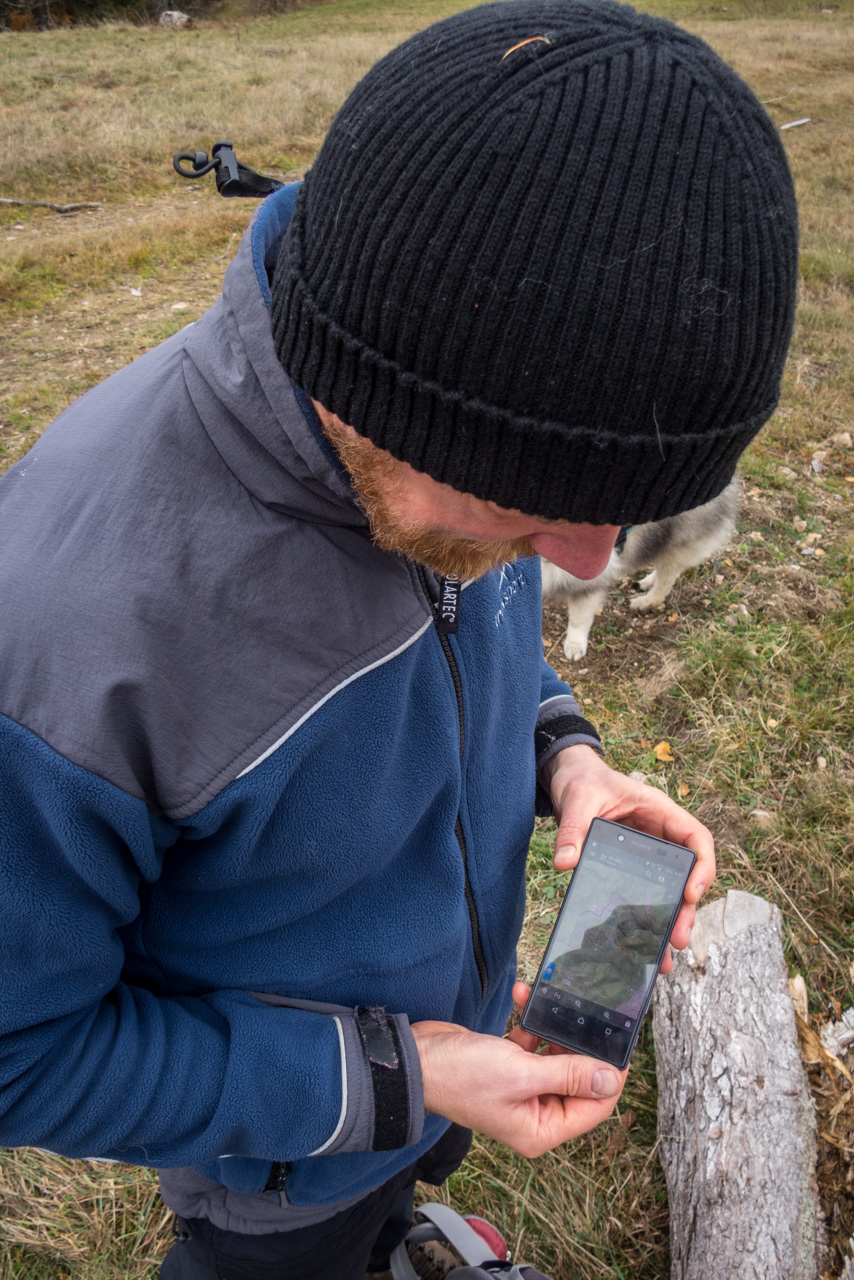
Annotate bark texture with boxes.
[652,890,822,1280]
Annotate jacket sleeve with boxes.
[0,713,422,1168]
[535,656,603,815]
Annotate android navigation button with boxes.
[551,1007,559,1014]
[605,1028,612,1036]
[577,1017,584,1025]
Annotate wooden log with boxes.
[652,889,823,1279]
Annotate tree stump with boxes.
[652,889,823,1279]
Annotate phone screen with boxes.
[520,817,695,1069]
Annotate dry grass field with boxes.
[1,0,853,1276]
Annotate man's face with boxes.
[314,402,620,581]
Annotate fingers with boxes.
[548,759,716,904]
[510,984,625,1100]
[668,901,697,952]
[412,1017,626,1157]
[509,982,582,1056]
[505,1091,624,1157]
[625,791,715,903]
[506,1008,628,1152]
[553,842,582,872]
[546,1094,623,1148]
[507,1022,546,1053]
[553,795,603,869]
[685,833,714,905]
[508,981,544,1054]
[512,980,532,1008]
[518,1043,625,1103]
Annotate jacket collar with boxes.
[181,185,363,526]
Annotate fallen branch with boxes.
[0,198,101,214]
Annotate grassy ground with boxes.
[1,0,853,1276]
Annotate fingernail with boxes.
[695,883,707,897]
[555,844,576,862]
[591,1069,619,1097]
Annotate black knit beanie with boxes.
[271,0,798,525]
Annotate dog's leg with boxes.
[563,588,606,660]
[629,555,685,612]
[620,480,739,619]
[629,523,733,612]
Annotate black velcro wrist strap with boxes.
[356,1007,410,1152]
[535,713,601,760]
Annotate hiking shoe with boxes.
[389,1203,510,1279]
[406,1234,464,1279]
[368,1209,515,1278]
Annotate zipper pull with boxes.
[264,1160,291,1207]
[434,576,461,635]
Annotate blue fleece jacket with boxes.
[0,186,599,1217]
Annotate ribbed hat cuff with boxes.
[274,256,773,526]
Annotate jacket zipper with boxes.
[265,1160,291,1206]
[416,566,488,998]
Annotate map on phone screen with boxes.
[543,859,675,1018]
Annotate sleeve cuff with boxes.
[535,696,603,817]
[250,994,423,1158]
[314,1006,423,1156]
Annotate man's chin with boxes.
[372,525,536,580]
[319,417,535,578]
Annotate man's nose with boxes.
[528,524,621,580]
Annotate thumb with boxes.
[553,805,597,870]
[529,1049,624,1101]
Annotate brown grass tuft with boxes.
[0,1150,170,1278]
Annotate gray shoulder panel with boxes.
[0,260,430,819]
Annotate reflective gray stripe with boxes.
[237,620,433,779]
[306,1016,347,1157]
[538,693,578,715]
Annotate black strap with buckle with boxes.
[172,140,284,198]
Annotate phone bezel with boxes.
[520,817,696,1069]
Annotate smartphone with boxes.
[520,817,696,1069]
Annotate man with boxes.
[0,1,797,1277]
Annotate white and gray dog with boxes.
[541,479,740,661]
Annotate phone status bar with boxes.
[587,842,685,893]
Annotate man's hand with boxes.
[540,744,715,964]
[411,989,625,1159]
